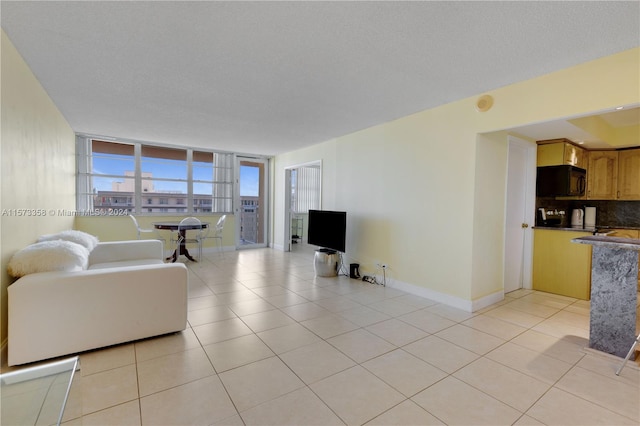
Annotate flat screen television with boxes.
[307,210,346,253]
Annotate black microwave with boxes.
[536,165,586,197]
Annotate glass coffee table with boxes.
[1,356,79,426]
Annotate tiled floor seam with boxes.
[552,363,640,423]
[510,355,599,425]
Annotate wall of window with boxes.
[77,137,234,214]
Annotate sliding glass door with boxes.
[235,157,268,249]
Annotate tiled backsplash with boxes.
[536,199,640,228]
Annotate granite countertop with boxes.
[572,235,640,250]
[534,226,597,232]
[594,225,640,231]
[534,225,640,233]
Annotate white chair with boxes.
[615,333,640,375]
[209,215,226,255]
[175,217,205,262]
[130,215,166,246]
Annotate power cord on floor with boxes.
[362,275,378,284]
[338,252,350,277]
[363,264,387,286]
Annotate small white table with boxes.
[1,356,79,426]
[153,221,210,262]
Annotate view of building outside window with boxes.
[80,139,235,215]
[239,163,262,244]
[239,196,259,244]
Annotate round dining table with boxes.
[153,221,210,262]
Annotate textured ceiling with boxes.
[1,1,639,155]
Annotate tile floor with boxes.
[3,246,640,425]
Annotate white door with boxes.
[504,136,536,293]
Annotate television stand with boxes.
[314,248,341,277]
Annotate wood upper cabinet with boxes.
[565,143,586,168]
[539,144,639,200]
[586,151,618,200]
[617,149,640,200]
[537,140,585,168]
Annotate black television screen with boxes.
[307,210,346,253]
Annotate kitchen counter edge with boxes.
[533,226,597,233]
[572,235,640,249]
[534,226,640,233]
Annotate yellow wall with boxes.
[74,214,233,249]
[273,48,640,309]
[471,130,511,303]
[1,30,76,345]
[469,48,638,305]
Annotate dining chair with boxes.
[129,215,166,247]
[615,332,640,375]
[176,217,205,262]
[210,215,226,255]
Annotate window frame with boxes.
[76,136,236,216]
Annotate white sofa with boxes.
[8,240,188,366]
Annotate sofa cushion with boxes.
[7,240,90,277]
[38,230,99,251]
[88,259,164,270]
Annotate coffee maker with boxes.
[537,208,564,226]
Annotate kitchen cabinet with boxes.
[532,229,592,300]
[585,149,640,200]
[610,229,640,239]
[617,149,640,200]
[586,151,618,200]
[537,140,586,168]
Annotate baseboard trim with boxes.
[192,245,506,312]
[471,290,505,312]
[383,278,504,313]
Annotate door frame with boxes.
[235,156,269,250]
[504,135,537,292]
[284,160,322,252]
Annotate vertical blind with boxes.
[293,166,320,213]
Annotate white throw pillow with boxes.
[38,230,99,251]
[7,240,90,277]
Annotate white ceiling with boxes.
[1,1,639,155]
